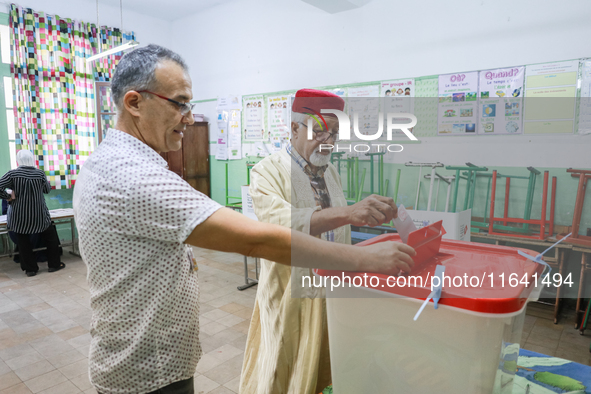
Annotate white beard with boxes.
[309,150,331,167]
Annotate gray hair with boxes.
[16,150,35,167]
[111,44,188,111]
[291,112,309,125]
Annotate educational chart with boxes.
[348,85,380,155]
[478,66,524,134]
[227,109,242,160]
[578,59,591,135]
[348,84,380,134]
[381,79,415,140]
[524,60,579,134]
[438,72,478,135]
[243,95,265,141]
[412,77,438,139]
[267,95,290,153]
[215,110,228,160]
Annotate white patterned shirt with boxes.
[73,129,221,394]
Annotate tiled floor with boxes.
[0,246,590,393]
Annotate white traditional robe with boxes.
[240,149,350,394]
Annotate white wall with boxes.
[173,0,591,168]
[4,0,171,48]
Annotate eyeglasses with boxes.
[298,122,339,142]
[137,90,195,116]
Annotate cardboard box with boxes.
[408,209,471,242]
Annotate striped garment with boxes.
[0,166,52,234]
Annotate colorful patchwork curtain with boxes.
[9,4,135,188]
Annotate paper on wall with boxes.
[347,85,380,155]
[243,95,266,141]
[578,59,591,135]
[228,109,242,160]
[477,66,524,135]
[216,95,242,110]
[523,60,579,134]
[215,111,228,160]
[267,95,290,153]
[437,72,479,135]
[381,79,416,140]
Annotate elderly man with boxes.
[240,89,412,394]
[73,46,414,394]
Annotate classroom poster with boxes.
[381,79,415,139]
[267,95,290,153]
[215,110,228,160]
[438,72,478,135]
[578,59,591,135]
[348,85,380,136]
[524,60,579,134]
[347,85,380,155]
[228,109,242,160]
[477,66,524,134]
[243,95,265,141]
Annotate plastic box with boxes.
[314,234,544,394]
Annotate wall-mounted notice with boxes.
[524,60,579,134]
[578,59,591,135]
[381,79,415,139]
[477,66,524,135]
[215,110,228,160]
[216,95,242,111]
[348,84,380,136]
[381,79,414,98]
[438,72,478,135]
[228,109,242,160]
[243,95,265,141]
[267,95,290,153]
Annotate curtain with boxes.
[10,4,135,188]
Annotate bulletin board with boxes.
[196,57,590,160]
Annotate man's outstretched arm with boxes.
[186,207,415,276]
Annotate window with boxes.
[96,82,116,143]
[0,20,15,171]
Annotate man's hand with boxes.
[347,194,398,227]
[7,190,15,202]
[360,241,416,276]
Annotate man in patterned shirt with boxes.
[74,46,415,394]
[241,89,406,394]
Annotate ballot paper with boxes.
[392,205,417,243]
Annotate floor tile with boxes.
[0,382,33,394]
[23,370,68,393]
[13,359,56,382]
[0,344,37,362]
[5,351,45,371]
[203,355,244,385]
[45,350,87,370]
[194,374,220,394]
[69,373,93,391]
[37,380,82,394]
[0,371,22,391]
[223,376,240,393]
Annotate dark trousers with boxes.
[98,377,194,394]
[15,225,61,273]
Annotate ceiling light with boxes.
[87,0,139,62]
[87,40,139,62]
